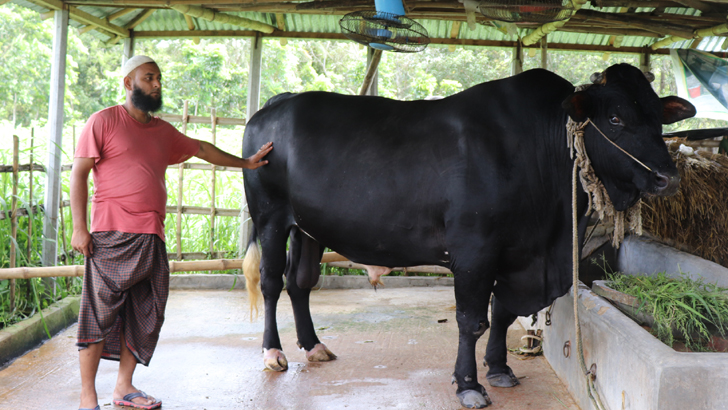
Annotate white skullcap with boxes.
[121,55,156,78]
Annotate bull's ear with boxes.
[562,92,593,122]
[661,96,696,124]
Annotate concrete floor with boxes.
[0,287,579,410]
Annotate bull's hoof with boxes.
[306,343,337,362]
[456,385,492,409]
[263,348,289,371]
[486,368,520,388]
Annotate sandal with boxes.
[113,391,162,409]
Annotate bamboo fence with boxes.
[2,109,250,263]
[1,107,250,291]
[10,136,18,309]
[0,252,452,279]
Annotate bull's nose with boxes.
[654,171,680,196]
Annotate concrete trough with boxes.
[539,236,728,410]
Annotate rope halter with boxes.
[566,103,645,248]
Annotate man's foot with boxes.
[78,389,98,410]
[112,389,161,409]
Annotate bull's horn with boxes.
[643,71,655,83]
[590,72,606,85]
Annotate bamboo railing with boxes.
[1,107,248,280]
[0,252,451,280]
[9,136,18,309]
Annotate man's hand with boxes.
[195,141,273,169]
[70,157,95,258]
[71,228,94,257]
[244,142,273,169]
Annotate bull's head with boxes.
[561,63,696,211]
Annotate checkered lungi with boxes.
[76,231,169,366]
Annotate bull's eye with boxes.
[608,115,622,126]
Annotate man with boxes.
[71,55,272,410]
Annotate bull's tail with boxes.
[243,225,262,320]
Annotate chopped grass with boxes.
[606,271,728,351]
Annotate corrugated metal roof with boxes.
[9,0,728,54]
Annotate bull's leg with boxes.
[453,274,494,409]
[484,296,520,387]
[259,223,290,371]
[286,228,337,362]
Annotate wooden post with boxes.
[247,34,263,119]
[210,108,217,271]
[366,47,379,96]
[27,129,34,261]
[241,34,263,261]
[10,136,19,311]
[512,39,523,76]
[640,51,651,73]
[122,31,135,66]
[42,8,69,269]
[58,188,69,265]
[176,101,189,261]
[359,49,382,96]
[541,36,548,70]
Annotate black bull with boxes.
[241,64,695,408]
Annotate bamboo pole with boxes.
[522,0,589,46]
[0,164,46,174]
[10,136,19,311]
[359,49,382,96]
[63,203,242,218]
[164,205,240,217]
[210,108,217,273]
[125,8,156,30]
[176,101,189,261]
[157,114,245,126]
[0,260,245,279]
[170,5,276,34]
[58,189,69,265]
[651,23,728,50]
[327,261,452,275]
[321,252,350,263]
[0,252,453,279]
[168,258,244,273]
[574,9,696,39]
[27,129,34,261]
[167,163,243,172]
[78,7,137,34]
[1,265,86,280]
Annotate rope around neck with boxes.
[566,117,643,248]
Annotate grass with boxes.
[606,270,728,352]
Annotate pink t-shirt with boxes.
[75,105,200,241]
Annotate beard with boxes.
[131,85,163,113]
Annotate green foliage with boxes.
[0,4,53,127]
[607,271,728,351]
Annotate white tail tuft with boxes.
[243,240,262,320]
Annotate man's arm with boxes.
[70,157,95,257]
[195,141,273,169]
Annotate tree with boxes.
[0,4,53,127]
